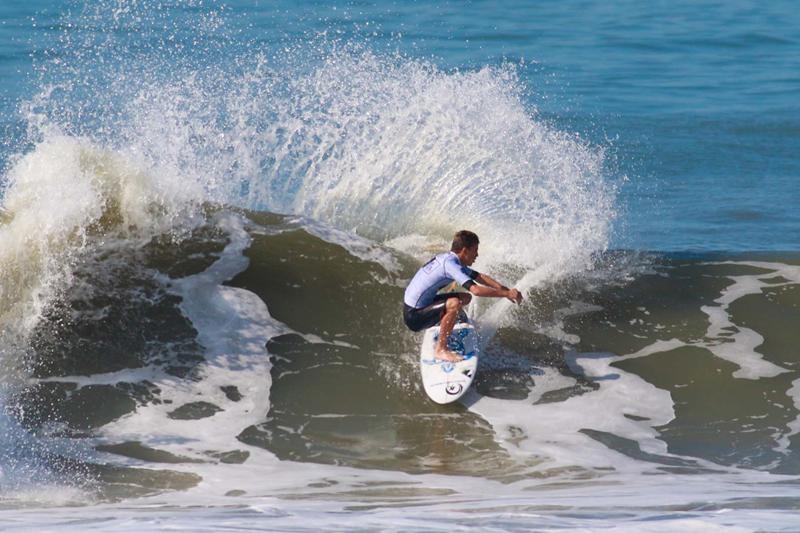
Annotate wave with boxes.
[2,0,618,380]
[19,0,617,267]
[0,0,620,508]
[3,213,799,501]
[0,136,202,371]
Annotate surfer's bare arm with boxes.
[470,273,523,304]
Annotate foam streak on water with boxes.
[615,261,798,382]
[90,214,283,455]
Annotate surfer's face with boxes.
[462,244,479,266]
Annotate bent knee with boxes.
[444,296,462,312]
[445,294,471,311]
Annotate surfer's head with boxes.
[451,230,479,252]
[452,230,479,266]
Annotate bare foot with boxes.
[434,348,463,362]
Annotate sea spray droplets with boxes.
[25,0,617,280]
[0,136,104,355]
[102,42,615,275]
[247,47,615,275]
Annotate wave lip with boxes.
[1,134,201,360]
[234,48,617,277]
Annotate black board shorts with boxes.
[403,293,468,332]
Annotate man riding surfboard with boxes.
[402,230,523,362]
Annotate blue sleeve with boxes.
[444,255,478,288]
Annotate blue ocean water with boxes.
[1,0,798,251]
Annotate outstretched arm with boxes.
[469,273,523,304]
[475,272,506,291]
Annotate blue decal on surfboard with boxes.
[433,328,472,356]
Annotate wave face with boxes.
[2,215,800,527]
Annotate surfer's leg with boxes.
[434,296,467,362]
[455,293,471,322]
[404,293,470,332]
[404,300,445,331]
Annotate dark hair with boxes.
[451,230,479,252]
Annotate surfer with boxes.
[403,230,523,362]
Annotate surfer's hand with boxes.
[506,288,523,304]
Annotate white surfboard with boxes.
[419,321,479,404]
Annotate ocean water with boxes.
[0,0,799,531]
